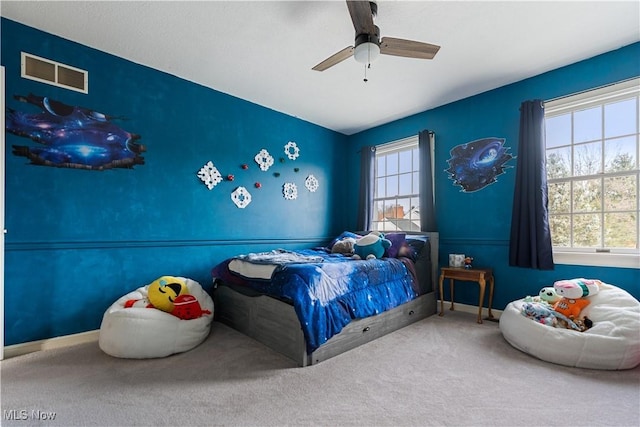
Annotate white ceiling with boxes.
[2,1,639,135]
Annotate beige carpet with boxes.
[2,310,639,427]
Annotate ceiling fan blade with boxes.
[380,37,440,59]
[312,46,355,71]
[346,1,375,35]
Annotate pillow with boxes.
[328,231,361,250]
[397,242,417,261]
[384,233,406,258]
[403,237,427,262]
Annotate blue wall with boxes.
[3,18,639,346]
[2,19,349,345]
[347,42,640,308]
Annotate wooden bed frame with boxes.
[213,232,439,366]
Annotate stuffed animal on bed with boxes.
[352,232,391,260]
[331,237,357,255]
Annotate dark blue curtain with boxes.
[419,130,437,232]
[356,146,375,231]
[509,100,554,270]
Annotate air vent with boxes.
[21,52,88,94]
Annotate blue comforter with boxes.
[211,249,419,353]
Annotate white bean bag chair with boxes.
[500,283,640,370]
[99,277,214,359]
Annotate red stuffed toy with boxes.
[171,294,212,320]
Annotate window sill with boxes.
[553,251,640,269]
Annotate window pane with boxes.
[383,202,401,221]
[550,214,571,246]
[377,156,386,176]
[604,175,637,211]
[385,175,398,197]
[386,152,398,175]
[604,212,637,248]
[412,148,419,170]
[398,173,412,196]
[574,106,602,143]
[573,178,601,212]
[397,198,411,219]
[412,171,419,194]
[546,114,571,148]
[546,147,571,179]
[374,200,384,222]
[375,177,385,198]
[573,142,602,176]
[548,181,571,213]
[399,150,412,173]
[605,98,637,138]
[410,197,421,230]
[573,213,601,247]
[604,136,637,172]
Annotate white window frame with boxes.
[371,135,421,232]
[545,77,640,269]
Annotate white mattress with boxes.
[499,283,640,370]
[228,258,277,280]
[99,277,214,359]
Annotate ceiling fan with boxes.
[312,0,440,72]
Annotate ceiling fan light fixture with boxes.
[354,41,380,64]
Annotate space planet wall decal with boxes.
[231,186,252,208]
[445,137,514,192]
[197,161,223,190]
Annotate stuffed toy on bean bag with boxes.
[552,278,600,320]
[500,282,640,370]
[99,277,213,359]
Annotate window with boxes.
[372,136,420,232]
[544,78,639,268]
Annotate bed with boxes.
[211,231,439,366]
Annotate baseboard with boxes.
[440,301,503,320]
[1,302,503,360]
[2,330,99,360]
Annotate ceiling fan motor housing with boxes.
[355,26,380,48]
[353,25,380,64]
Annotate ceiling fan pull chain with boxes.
[363,63,368,83]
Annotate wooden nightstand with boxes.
[438,267,495,324]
